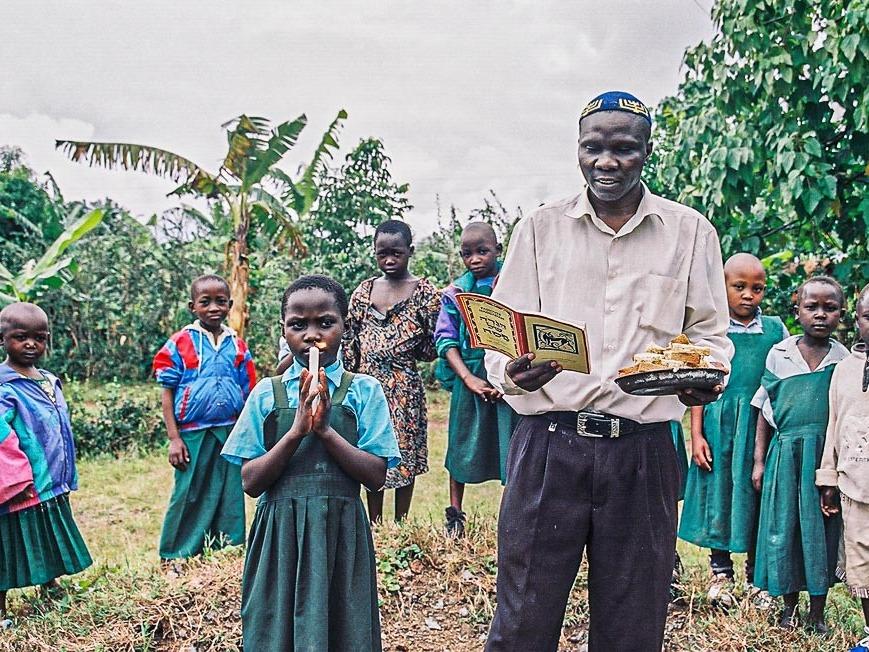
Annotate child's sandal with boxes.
[778,607,799,630]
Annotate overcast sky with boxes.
[0,1,713,235]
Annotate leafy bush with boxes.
[66,381,164,458]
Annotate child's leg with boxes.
[0,590,6,614]
[780,592,799,628]
[709,549,734,577]
[862,597,869,627]
[366,490,384,524]
[395,482,415,522]
[808,592,828,630]
[449,477,465,512]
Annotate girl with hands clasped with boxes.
[221,275,400,652]
[750,276,849,633]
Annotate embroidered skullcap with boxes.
[580,91,652,125]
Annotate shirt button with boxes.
[606,344,615,351]
[608,305,616,313]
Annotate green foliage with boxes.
[650,0,869,318]
[0,148,65,271]
[299,138,412,291]
[57,111,348,335]
[41,206,220,380]
[65,381,163,457]
[0,206,106,305]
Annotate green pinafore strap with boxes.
[261,371,358,500]
[764,364,835,438]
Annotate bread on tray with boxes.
[618,334,721,377]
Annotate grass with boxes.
[1,388,866,650]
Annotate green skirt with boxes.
[159,427,245,559]
[242,494,381,651]
[445,356,518,485]
[679,393,759,551]
[0,493,92,590]
[753,430,841,596]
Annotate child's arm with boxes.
[0,407,35,505]
[751,415,772,492]
[818,367,841,516]
[445,349,502,402]
[240,372,315,498]
[689,405,712,471]
[310,369,386,491]
[161,388,190,471]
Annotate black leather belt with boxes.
[546,410,660,438]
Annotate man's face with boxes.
[578,111,652,203]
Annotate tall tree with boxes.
[301,138,412,290]
[56,111,347,335]
[650,0,868,305]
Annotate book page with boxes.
[455,294,522,360]
[521,314,590,374]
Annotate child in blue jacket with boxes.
[152,274,256,560]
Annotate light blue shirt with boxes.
[221,358,400,468]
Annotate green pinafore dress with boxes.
[679,317,783,551]
[753,365,842,596]
[241,372,382,652]
[442,272,518,485]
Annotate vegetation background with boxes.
[0,0,866,649]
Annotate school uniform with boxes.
[152,320,255,559]
[221,359,400,651]
[752,335,848,597]
[484,184,732,652]
[679,313,787,571]
[816,343,869,597]
[435,268,518,484]
[0,364,91,590]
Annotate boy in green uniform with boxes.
[435,222,518,537]
[679,253,787,606]
[153,275,256,560]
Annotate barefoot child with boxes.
[816,283,869,651]
[221,275,400,650]
[0,303,92,624]
[679,254,788,606]
[152,274,256,560]
[435,222,518,536]
[751,276,848,631]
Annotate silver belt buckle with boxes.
[576,412,620,438]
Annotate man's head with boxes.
[0,302,50,368]
[459,222,501,280]
[578,92,653,203]
[723,253,767,323]
[856,283,869,349]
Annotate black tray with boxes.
[615,368,727,396]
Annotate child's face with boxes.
[460,230,501,280]
[0,316,49,369]
[856,295,869,347]
[374,232,413,278]
[189,280,232,332]
[796,282,842,340]
[725,263,766,322]
[282,288,345,368]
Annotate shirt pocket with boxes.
[638,274,688,338]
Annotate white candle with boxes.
[308,345,320,410]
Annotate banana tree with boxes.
[0,207,106,305]
[56,111,347,335]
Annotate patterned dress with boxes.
[344,277,441,489]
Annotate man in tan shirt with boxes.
[484,91,731,652]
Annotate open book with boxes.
[455,293,590,374]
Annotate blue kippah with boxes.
[580,91,652,125]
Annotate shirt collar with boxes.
[566,182,662,236]
[773,335,847,371]
[187,320,234,344]
[729,308,762,329]
[283,356,345,388]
